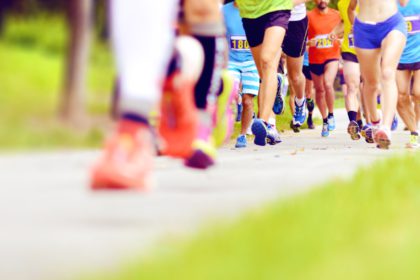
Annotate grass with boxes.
[84,151,420,280]
[0,15,115,149]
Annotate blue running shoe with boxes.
[391,115,398,131]
[293,98,307,126]
[327,115,336,131]
[272,75,285,115]
[251,118,267,146]
[236,103,242,122]
[267,124,282,145]
[321,123,329,137]
[235,134,247,148]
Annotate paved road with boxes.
[0,110,412,280]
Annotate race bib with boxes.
[230,35,250,51]
[405,16,420,35]
[348,33,355,48]
[314,34,333,49]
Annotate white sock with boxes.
[295,97,305,107]
[268,117,276,126]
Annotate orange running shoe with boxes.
[91,119,154,191]
[158,71,198,159]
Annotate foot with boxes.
[406,133,419,149]
[347,120,361,140]
[251,119,268,146]
[212,70,238,148]
[374,126,391,150]
[321,123,329,137]
[290,120,300,133]
[267,124,282,145]
[159,71,198,159]
[91,120,154,191]
[293,98,307,127]
[307,114,315,129]
[272,74,285,115]
[361,124,375,144]
[327,115,335,131]
[235,134,247,148]
[185,122,216,169]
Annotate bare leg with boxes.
[312,72,327,119]
[343,60,360,113]
[396,70,417,132]
[323,61,339,115]
[240,94,255,135]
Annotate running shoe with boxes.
[273,74,285,115]
[347,120,361,140]
[251,118,268,146]
[290,120,300,133]
[327,115,336,131]
[374,126,391,150]
[321,123,329,137]
[406,133,419,149]
[293,98,307,127]
[391,115,398,131]
[236,103,243,122]
[307,114,315,129]
[212,70,238,148]
[267,124,282,145]
[185,123,217,169]
[235,134,247,148]
[361,124,375,144]
[91,120,154,191]
[159,71,198,159]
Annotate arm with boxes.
[329,21,344,41]
[348,0,357,25]
[399,0,409,7]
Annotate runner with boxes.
[236,0,293,146]
[223,1,260,149]
[349,0,409,149]
[338,0,362,140]
[302,51,316,129]
[283,2,309,130]
[91,0,191,190]
[396,0,419,148]
[307,0,342,137]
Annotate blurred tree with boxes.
[60,0,93,125]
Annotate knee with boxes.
[381,67,396,82]
[242,95,254,109]
[324,80,334,92]
[289,72,303,87]
[398,94,411,108]
[260,54,277,72]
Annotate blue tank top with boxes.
[398,1,420,64]
[223,2,254,63]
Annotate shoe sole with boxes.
[252,120,267,146]
[375,130,391,150]
[347,122,361,141]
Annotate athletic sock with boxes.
[295,97,305,107]
[328,112,334,118]
[347,111,357,122]
[122,113,149,125]
[357,119,363,128]
[323,118,328,124]
[411,131,419,136]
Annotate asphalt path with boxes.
[0,109,413,280]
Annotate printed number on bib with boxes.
[230,36,250,51]
[314,34,333,49]
[348,34,355,48]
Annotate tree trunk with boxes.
[60,0,92,125]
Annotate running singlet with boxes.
[398,1,420,64]
[236,0,293,19]
[337,0,357,55]
[223,2,254,62]
[307,8,341,64]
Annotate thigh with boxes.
[355,47,381,85]
[260,26,286,62]
[311,72,325,92]
[323,60,339,86]
[381,30,407,74]
[343,60,361,87]
[413,69,420,97]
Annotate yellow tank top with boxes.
[337,0,358,55]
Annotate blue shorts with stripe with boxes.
[227,60,260,96]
